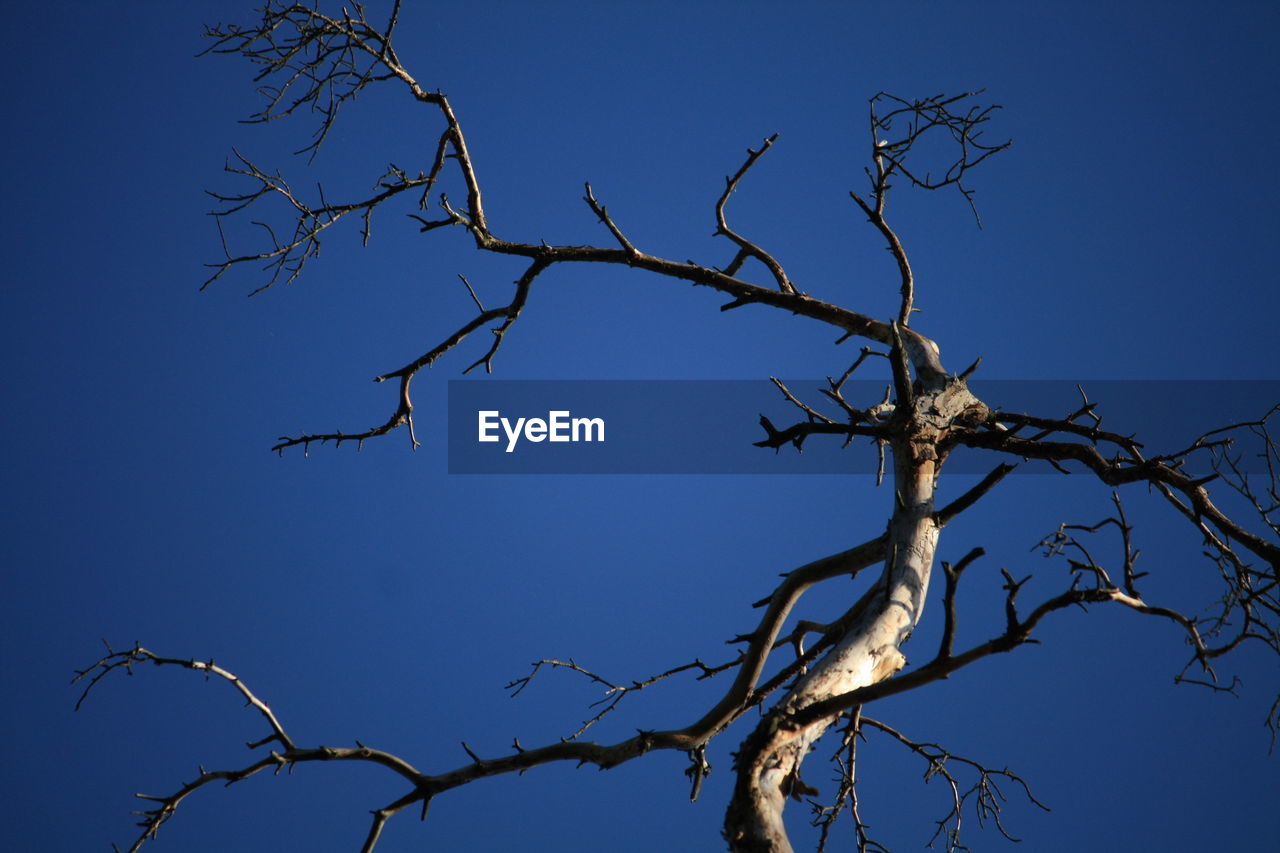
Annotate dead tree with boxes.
[75,3,1280,852]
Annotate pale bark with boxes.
[725,342,988,852]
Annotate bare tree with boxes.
[75,3,1279,852]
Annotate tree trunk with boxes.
[725,367,985,852]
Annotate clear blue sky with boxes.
[2,2,1277,851]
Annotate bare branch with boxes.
[583,182,639,257]
[714,134,797,294]
[202,3,405,158]
[859,716,1049,850]
[506,656,726,741]
[850,91,1011,326]
[73,645,423,852]
[938,547,986,661]
[951,426,1280,575]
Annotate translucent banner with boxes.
[447,380,1280,475]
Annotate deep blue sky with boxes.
[2,2,1278,851]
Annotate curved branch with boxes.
[715,134,796,294]
[952,427,1280,573]
[270,259,545,453]
[786,579,1213,732]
